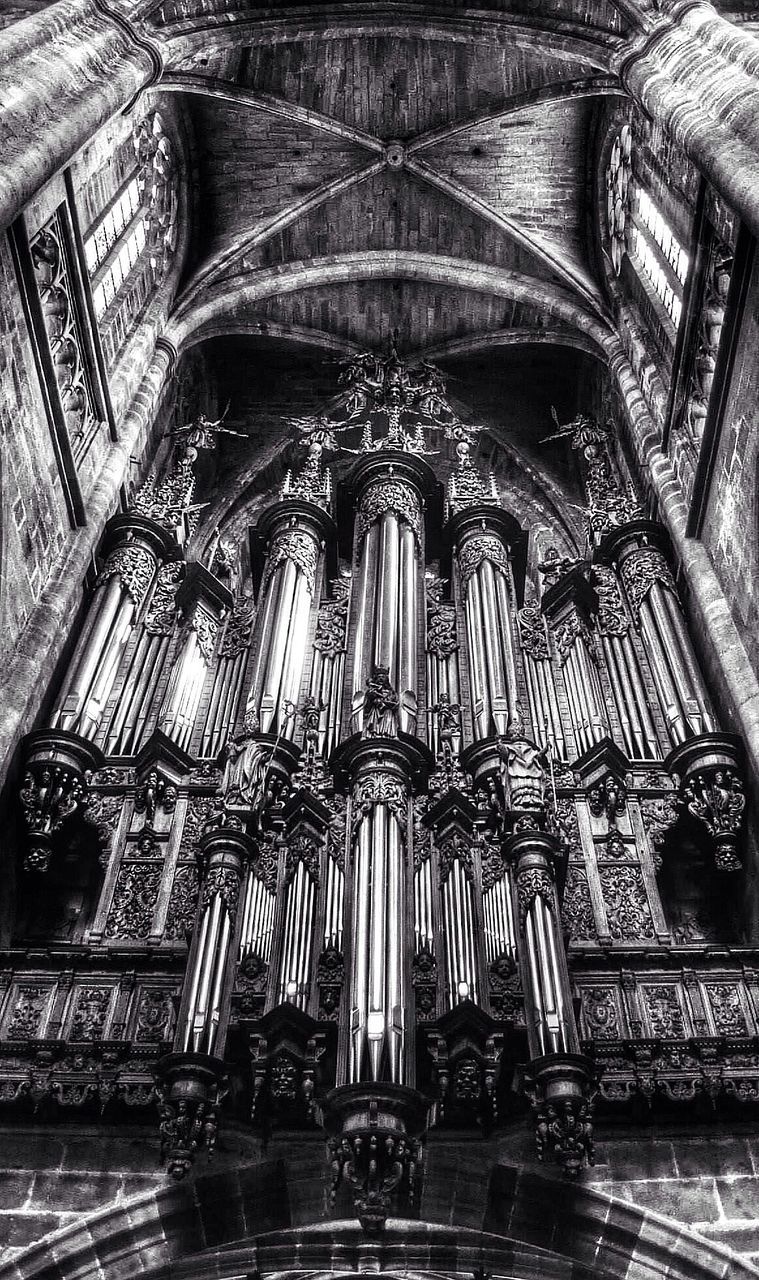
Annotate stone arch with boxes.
[1,1157,752,1280]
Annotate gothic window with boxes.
[629,187,688,329]
[83,112,178,366]
[605,122,690,339]
[10,185,115,524]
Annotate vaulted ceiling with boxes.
[135,3,673,530]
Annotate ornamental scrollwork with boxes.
[351,772,408,839]
[105,865,161,939]
[620,548,675,623]
[437,833,473,886]
[145,562,183,635]
[70,987,111,1041]
[135,988,175,1043]
[640,796,678,869]
[561,867,596,942]
[592,566,629,637]
[581,988,621,1039]
[517,605,549,661]
[355,479,422,553]
[599,866,655,941]
[642,985,686,1038]
[83,791,123,862]
[285,833,321,886]
[200,867,241,925]
[220,597,255,658]
[426,603,457,658]
[190,604,219,664]
[97,543,157,608]
[705,985,748,1037]
[164,864,200,941]
[261,530,318,598]
[457,535,509,590]
[515,867,554,924]
[552,607,594,666]
[314,579,350,655]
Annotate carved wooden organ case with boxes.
[11,356,755,1223]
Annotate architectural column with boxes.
[499,737,595,1177]
[0,0,160,233]
[605,521,716,748]
[620,3,759,243]
[52,514,177,741]
[247,496,333,739]
[446,451,523,745]
[542,569,610,759]
[156,822,255,1179]
[348,454,430,738]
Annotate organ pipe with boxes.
[605,524,716,749]
[176,827,254,1058]
[53,516,174,741]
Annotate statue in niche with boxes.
[497,727,549,812]
[363,666,399,738]
[221,710,269,811]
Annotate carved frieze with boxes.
[164,864,200,940]
[262,529,318,598]
[97,543,156,608]
[599,866,655,941]
[620,548,675,622]
[457,534,509,589]
[517,605,549,660]
[105,865,161,939]
[355,479,422,552]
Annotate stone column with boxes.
[620,4,759,243]
[0,0,159,233]
[156,823,255,1179]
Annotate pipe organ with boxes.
[16,362,748,1209]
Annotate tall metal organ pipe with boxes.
[247,505,326,737]
[52,516,174,741]
[607,525,716,747]
[177,828,254,1058]
[350,470,422,736]
[454,519,521,741]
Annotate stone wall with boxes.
[1,1122,759,1269]
[701,251,759,681]
[0,236,70,662]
